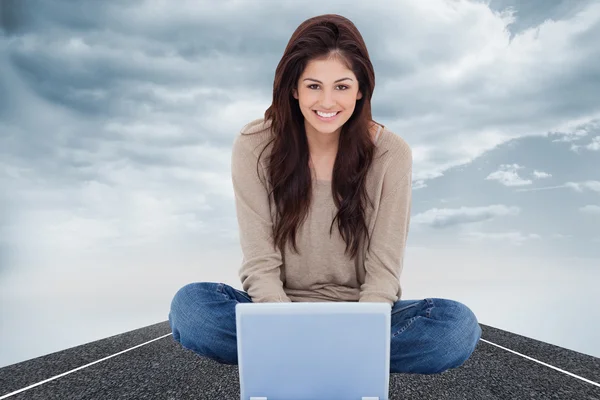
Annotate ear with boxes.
[293,87,298,99]
[356,89,363,100]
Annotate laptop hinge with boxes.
[362,398,379,400]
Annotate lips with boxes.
[313,110,340,121]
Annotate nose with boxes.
[319,89,337,109]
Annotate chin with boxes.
[309,121,341,134]
[312,115,345,128]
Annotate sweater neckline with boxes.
[313,125,386,188]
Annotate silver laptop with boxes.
[236,302,391,400]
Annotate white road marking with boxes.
[479,338,600,387]
[0,333,173,399]
[1,334,598,399]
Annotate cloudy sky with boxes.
[1,0,599,368]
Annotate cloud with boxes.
[583,136,600,151]
[485,163,532,186]
[571,137,600,152]
[487,0,595,37]
[383,1,600,181]
[532,170,552,179]
[516,180,600,193]
[2,0,600,187]
[461,230,542,246]
[580,205,600,214]
[1,0,598,264]
[550,121,597,143]
[412,204,520,228]
[585,136,600,151]
[549,119,600,152]
[412,180,428,190]
[565,180,600,193]
[550,118,599,145]
[551,233,573,239]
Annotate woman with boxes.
[169,13,481,375]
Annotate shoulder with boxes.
[377,126,412,173]
[233,117,275,158]
[240,117,273,136]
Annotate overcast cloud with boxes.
[1,0,599,369]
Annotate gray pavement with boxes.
[1,322,599,399]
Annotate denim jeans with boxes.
[168,282,482,374]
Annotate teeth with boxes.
[316,111,338,118]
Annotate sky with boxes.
[0,0,599,369]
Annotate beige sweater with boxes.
[231,118,412,307]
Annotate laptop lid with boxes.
[236,302,391,400]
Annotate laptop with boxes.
[235,301,391,400]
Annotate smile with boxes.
[313,110,341,121]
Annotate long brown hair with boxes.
[261,14,380,259]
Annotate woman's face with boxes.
[293,57,363,138]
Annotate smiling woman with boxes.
[294,60,364,167]
[168,13,482,375]
[294,59,366,182]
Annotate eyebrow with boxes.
[303,77,353,84]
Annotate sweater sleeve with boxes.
[231,134,292,303]
[359,147,413,307]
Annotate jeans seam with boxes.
[217,282,233,301]
[391,298,435,338]
[391,302,418,316]
[426,298,434,318]
[392,315,419,338]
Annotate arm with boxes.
[359,148,413,307]
[231,134,292,303]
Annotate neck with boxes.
[304,123,341,159]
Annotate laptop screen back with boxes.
[236,302,391,400]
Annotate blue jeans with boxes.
[168,282,482,374]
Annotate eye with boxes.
[307,84,349,90]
